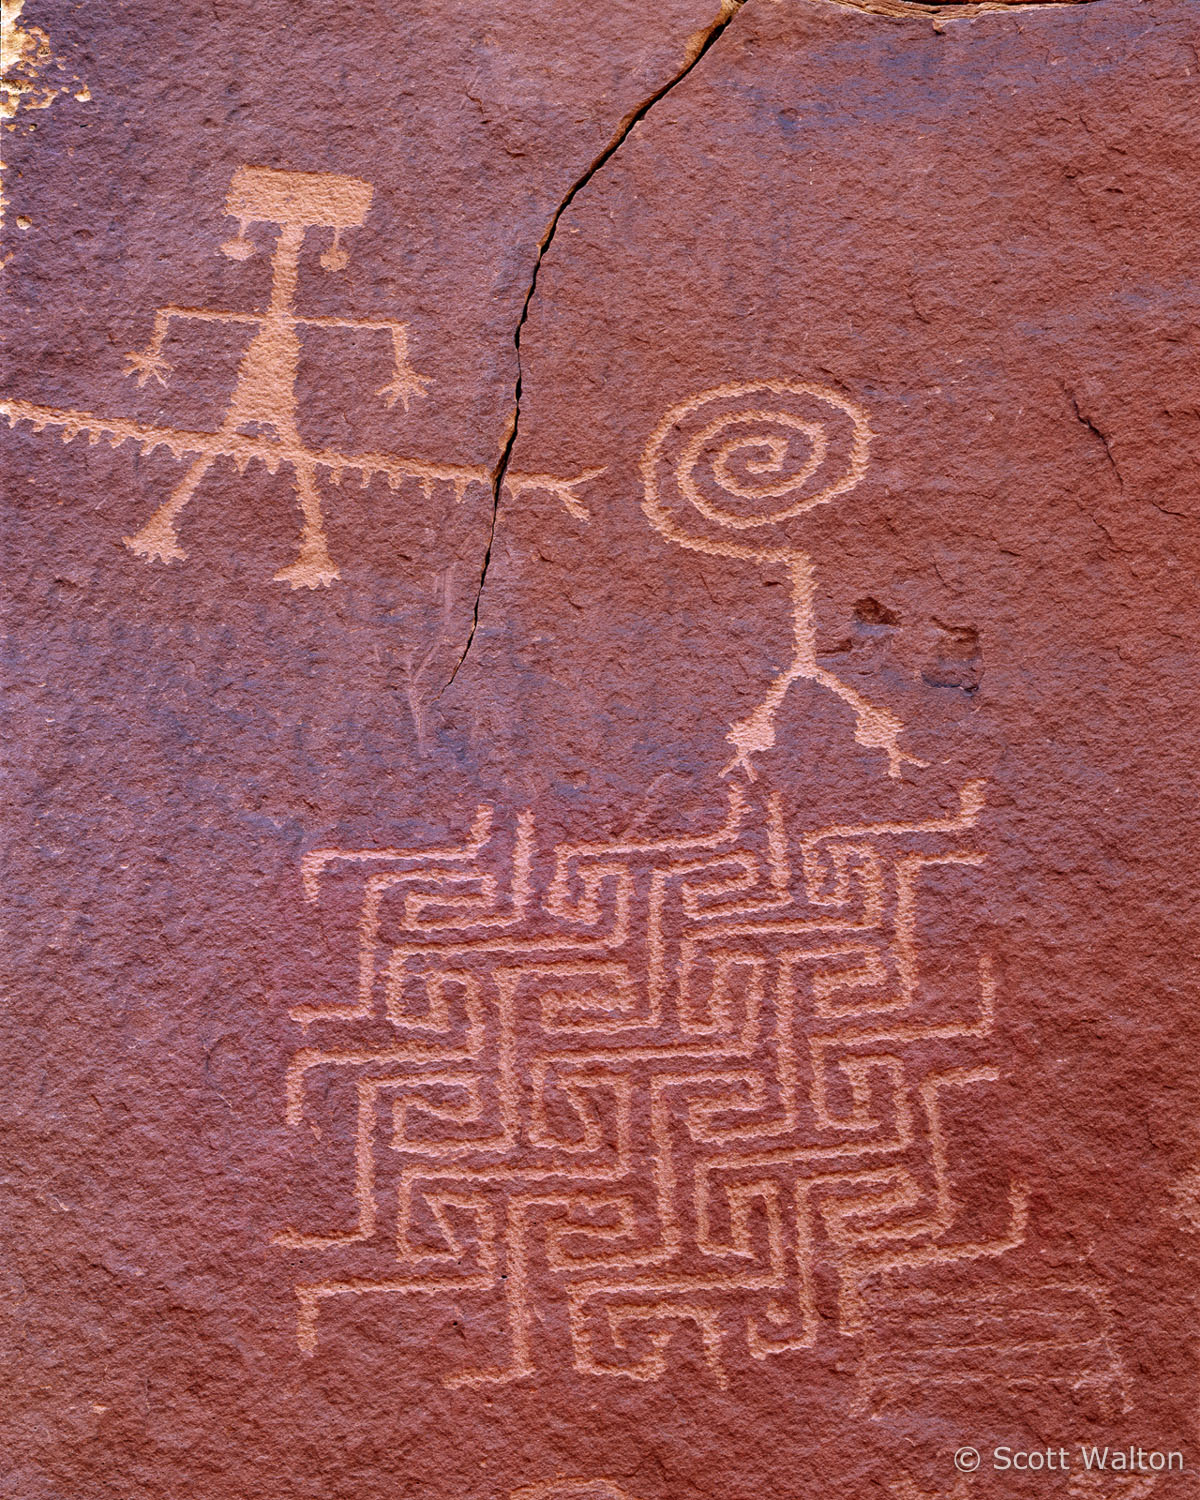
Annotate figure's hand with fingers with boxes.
[124,346,171,388]
[377,363,430,412]
[377,323,430,411]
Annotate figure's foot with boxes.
[720,747,756,781]
[852,704,927,778]
[720,707,777,781]
[884,743,929,778]
[274,541,340,589]
[125,524,186,564]
[721,665,927,783]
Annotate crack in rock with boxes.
[438,0,1085,702]
[1066,385,1124,489]
[440,0,748,696]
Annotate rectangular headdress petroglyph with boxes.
[1,166,603,586]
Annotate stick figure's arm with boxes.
[503,467,606,520]
[124,306,260,387]
[294,316,430,411]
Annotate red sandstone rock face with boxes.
[3,2,1200,1498]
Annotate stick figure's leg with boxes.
[124,453,214,563]
[723,554,925,780]
[805,663,926,779]
[274,460,340,589]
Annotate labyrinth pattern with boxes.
[277,778,1032,1387]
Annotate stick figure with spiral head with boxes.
[641,379,925,781]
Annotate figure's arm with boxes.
[503,467,606,521]
[123,306,258,387]
[294,316,430,411]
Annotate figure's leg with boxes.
[274,460,340,588]
[806,664,926,779]
[723,554,925,780]
[124,453,214,563]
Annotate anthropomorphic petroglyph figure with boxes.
[122,166,428,587]
[641,380,924,779]
[1,165,604,587]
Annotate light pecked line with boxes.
[817,0,1091,17]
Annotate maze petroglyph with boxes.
[276,775,1040,1387]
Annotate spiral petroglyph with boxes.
[641,381,871,560]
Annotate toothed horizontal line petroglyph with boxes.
[3,166,605,590]
[0,399,603,509]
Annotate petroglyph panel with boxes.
[6,1,1199,1498]
[2,166,602,590]
[642,383,919,779]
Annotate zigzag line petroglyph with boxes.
[267,775,1108,1390]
